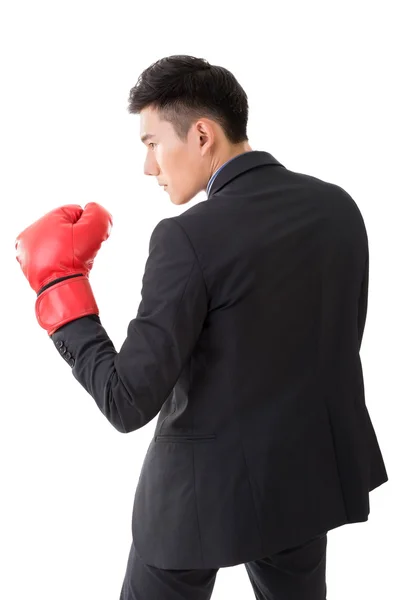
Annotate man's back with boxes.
[131,151,388,570]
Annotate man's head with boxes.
[127,55,252,205]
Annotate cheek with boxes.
[156,147,172,173]
[159,148,182,177]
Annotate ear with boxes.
[196,119,215,153]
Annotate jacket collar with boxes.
[207,150,285,198]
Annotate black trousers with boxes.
[119,533,328,600]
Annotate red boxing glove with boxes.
[15,202,113,335]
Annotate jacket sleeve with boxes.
[50,217,208,433]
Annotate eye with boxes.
[148,142,156,149]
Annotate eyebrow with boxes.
[140,133,155,144]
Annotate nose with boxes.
[144,152,160,177]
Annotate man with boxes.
[15,55,388,600]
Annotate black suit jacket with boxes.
[51,150,388,570]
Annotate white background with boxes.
[1,1,398,598]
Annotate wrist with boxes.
[35,275,99,335]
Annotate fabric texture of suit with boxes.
[51,150,388,570]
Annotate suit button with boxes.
[65,352,71,359]
[70,359,75,367]
[55,340,63,349]
[61,347,67,354]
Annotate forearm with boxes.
[51,316,157,433]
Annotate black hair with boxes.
[127,55,248,144]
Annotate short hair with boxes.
[127,55,249,144]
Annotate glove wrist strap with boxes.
[35,276,99,335]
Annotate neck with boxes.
[209,141,253,181]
